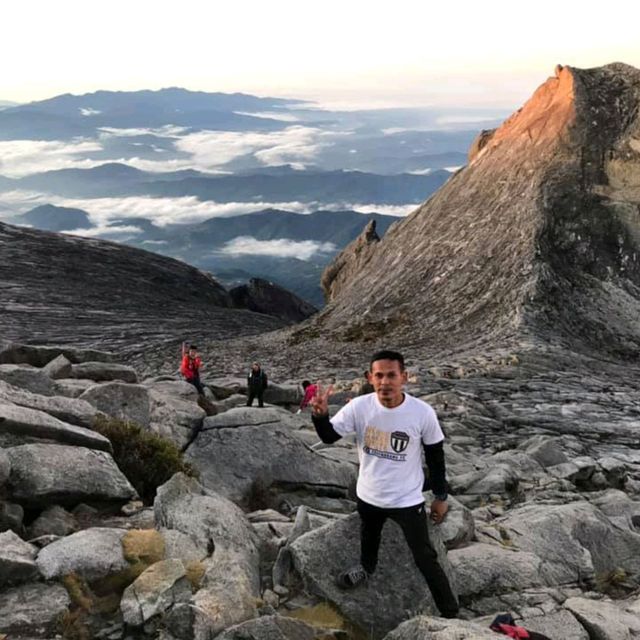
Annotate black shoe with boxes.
[440,610,459,619]
[336,565,369,589]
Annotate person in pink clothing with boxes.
[298,380,318,412]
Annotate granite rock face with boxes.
[7,443,135,507]
[230,277,318,323]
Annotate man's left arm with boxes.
[423,440,449,523]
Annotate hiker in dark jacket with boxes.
[247,362,268,407]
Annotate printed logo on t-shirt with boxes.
[363,426,409,461]
[390,431,409,453]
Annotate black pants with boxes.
[186,375,205,396]
[247,388,264,407]
[357,497,458,617]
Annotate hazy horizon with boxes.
[4,0,639,109]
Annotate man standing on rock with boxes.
[311,350,459,619]
[180,344,205,396]
[247,361,268,408]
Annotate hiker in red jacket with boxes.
[180,344,205,395]
[297,380,318,413]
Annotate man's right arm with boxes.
[311,413,342,444]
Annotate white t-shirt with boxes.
[330,392,444,508]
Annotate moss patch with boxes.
[92,415,198,504]
[185,560,206,590]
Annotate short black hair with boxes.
[370,350,405,371]
[302,380,311,389]
[189,345,198,350]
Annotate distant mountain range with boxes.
[2,162,451,204]
[0,88,301,140]
[0,87,498,306]
[13,205,400,306]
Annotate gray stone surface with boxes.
[263,383,303,405]
[28,505,77,539]
[0,364,59,396]
[161,528,207,565]
[289,512,455,638]
[564,595,640,639]
[0,380,101,429]
[42,353,72,379]
[121,558,191,626]
[0,401,110,451]
[71,361,139,383]
[148,387,205,449]
[80,381,150,427]
[0,581,70,636]
[0,500,24,533]
[36,526,128,580]
[54,378,97,398]
[7,443,135,507]
[520,609,589,640]
[448,543,545,599]
[0,530,39,586]
[201,406,306,431]
[438,496,474,550]
[0,446,9,486]
[154,474,261,638]
[478,502,640,585]
[213,615,322,640]
[383,616,502,640]
[520,435,570,468]
[0,341,114,367]
[186,421,356,506]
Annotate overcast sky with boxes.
[4,0,640,109]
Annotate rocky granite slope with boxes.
[0,222,316,365]
[0,342,639,639]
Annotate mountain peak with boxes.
[295,63,640,359]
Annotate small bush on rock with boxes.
[92,416,198,504]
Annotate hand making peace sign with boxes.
[310,381,333,416]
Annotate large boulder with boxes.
[383,615,502,640]
[0,401,110,451]
[448,543,546,599]
[0,341,114,367]
[263,383,303,406]
[438,496,474,550]
[120,558,192,626]
[148,387,205,449]
[28,505,77,539]
[478,502,640,585]
[71,361,138,383]
[80,381,150,427]
[288,512,456,639]
[564,595,640,639]
[55,378,97,398]
[0,582,71,637]
[0,380,101,429]
[154,474,257,560]
[519,435,570,468]
[7,444,135,508]
[154,474,261,638]
[519,609,589,640]
[201,406,307,431]
[0,530,39,586]
[0,364,59,396]
[42,353,73,379]
[213,615,325,640]
[36,526,129,580]
[186,418,356,506]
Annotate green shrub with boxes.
[92,416,198,505]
